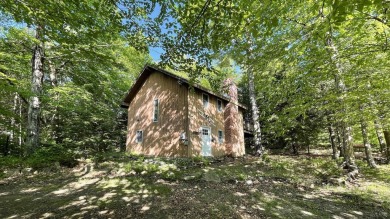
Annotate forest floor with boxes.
[0,149,389,219]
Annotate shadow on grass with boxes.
[0,154,389,219]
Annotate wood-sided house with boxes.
[121,65,246,157]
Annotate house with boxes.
[121,65,246,157]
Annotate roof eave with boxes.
[121,65,248,110]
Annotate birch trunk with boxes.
[328,123,339,159]
[360,120,377,168]
[335,126,344,157]
[19,97,23,149]
[326,35,358,177]
[247,69,262,155]
[26,26,44,155]
[10,93,19,143]
[374,120,386,153]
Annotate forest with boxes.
[0,1,390,218]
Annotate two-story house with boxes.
[121,65,245,157]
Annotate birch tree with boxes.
[0,0,122,154]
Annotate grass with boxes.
[0,150,389,218]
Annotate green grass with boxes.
[1,151,389,218]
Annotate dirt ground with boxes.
[0,152,389,218]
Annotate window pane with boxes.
[153,99,159,122]
[218,130,223,143]
[203,94,209,107]
[217,99,222,111]
[136,131,143,143]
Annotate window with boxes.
[217,99,223,112]
[153,99,159,122]
[136,130,143,143]
[218,130,223,143]
[203,93,209,108]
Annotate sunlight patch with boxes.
[138,189,150,194]
[0,192,10,196]
[301,210,314,216]
[41,212,54,218]
[303,194,315,199]
[351,211,363,216]
[81,205,98,210]
[252,204,265,211]
[99,210,109,215]
[234,192,247,197]
[52,188,70,195]
[52,178,99,196]
[99,178,130,189]
[341,212,357,218]
[71,211,88,218]
[20,188,40,193]
[122,196,136,202]
[141,205,150,212]
[60,199,87,210]
[99,192,117,201]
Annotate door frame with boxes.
[201,126,212,156]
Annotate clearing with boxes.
[0,150,389,219]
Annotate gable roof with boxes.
[121,65,246,109]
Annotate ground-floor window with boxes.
[218,130,223,143]
[136,130,143,143]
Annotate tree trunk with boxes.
[335,126,344,157]
[328,123,339,159]
[247,69,262,155]
[10,93,19,143]
[26,26,44,155]
[18,96,23,156]
[326,33,357,177]
[18,97,23,152]
[374,120,386,153]
[292,141,299,155]
[360,119,377,168]
[4,135,10,156]
[341,125,358,179]
[384,130,390,163]
[48,60,60,144]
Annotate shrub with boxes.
[0,156,23,169]
[26,145,78,170]
[124,161,159,174]
[192,156,211,166]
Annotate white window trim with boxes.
[217,99,223,112]
[136,130,143,143]
[218,130,224,143]
[203,93,209,108]
[153,99,159,122]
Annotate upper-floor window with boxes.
[203,93,209,108]
[217,99,223,112]
[136,130,143,143]
[218,130,224,143]
[153,99,159,122]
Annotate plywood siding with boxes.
[188,89,232,157]
[126,71,189,157]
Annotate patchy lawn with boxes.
[0,151,389,218]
